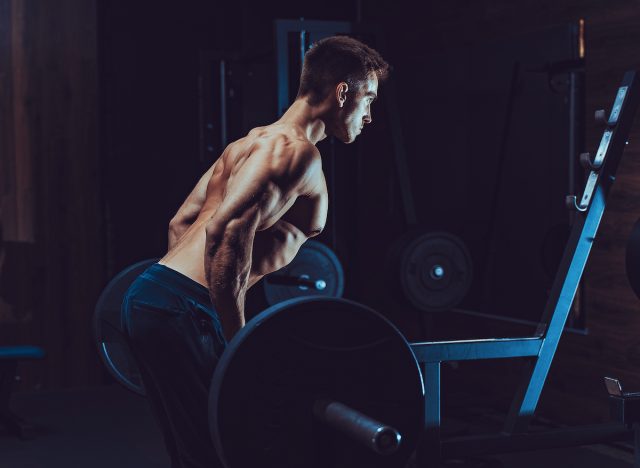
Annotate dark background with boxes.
[1,0,640,427]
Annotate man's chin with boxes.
[333,135,352,144]
[343,132,358,144]
[329,129,356,144]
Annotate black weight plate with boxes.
[210,297,423,468]
[400,232,472,312]
[93,258,159,396]
[263,240,344,306]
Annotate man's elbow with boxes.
[169,215,191,233]
[307,226,323,239]
[168,216,178,228]
[168,217,189,248]
[282,228,309,265]
[204,216,255,258]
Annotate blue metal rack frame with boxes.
[411,70,640,466]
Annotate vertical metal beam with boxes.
[418,362,442,467]
[635,423,640,468]
[568,70,578,198]
[274,20,351,117]
[219,59,227,149]
[275,23,290,117]
[299,29,307,69]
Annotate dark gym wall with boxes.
[0,0,362,392]
[99,1,231,268]
[0,0,102,389]
[349,23,582,331]
[2,1,640,430]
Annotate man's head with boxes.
[297,36,390,143]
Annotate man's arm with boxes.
[247,219,309,288]
[204,144,321,341]
[168,164,216,250]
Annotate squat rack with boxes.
[410,70,640,466]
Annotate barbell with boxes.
[94,234,474,467]
[94,241,345,397]
[95,271,423,467]
[94,234,472,396]
[94,270,424,467]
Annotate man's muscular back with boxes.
[159,123,328,292]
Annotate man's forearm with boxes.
[205,217,257,341]
[209,284,245,341]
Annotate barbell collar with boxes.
[313,399,402,456]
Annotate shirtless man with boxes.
[121,36,389,468]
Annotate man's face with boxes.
[331,74,378,144]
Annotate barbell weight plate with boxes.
[210,297,423,468]
[93,258,159,396]
[399,232,473,312]
[263,240,345,306]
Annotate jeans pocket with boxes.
[128,299,184,317]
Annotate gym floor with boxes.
[0,385,633,468]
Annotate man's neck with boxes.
[276,99,330,145]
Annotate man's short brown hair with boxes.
[297,35,390,105]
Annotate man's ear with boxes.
[335,82,349,108]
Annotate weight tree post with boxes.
[417,362,441,466]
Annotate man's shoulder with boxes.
[247,133,321,190]
[290,139,320,162]
[250,127,319,162]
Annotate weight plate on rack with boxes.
[263,240,344,306]
[398,232,472,312]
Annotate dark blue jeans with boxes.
[121,264,226,468]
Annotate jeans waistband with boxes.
[140,264,211,306]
